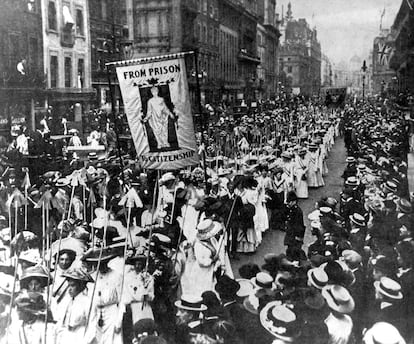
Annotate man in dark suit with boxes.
[284,191,306,256]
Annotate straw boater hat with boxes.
[250,272,275,290]
[321,285,355,314]
[374,277,403,300]
[174,295,207,312]
[363,322,405,344]
[307,267,329,290]
[196,219,222,240]
[349,213,366,227]
[236,279,255,298]
[260,302,302,342]
[396,198,412,214]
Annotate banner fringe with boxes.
[106,51,194,67]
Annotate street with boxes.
[231,137,347,276]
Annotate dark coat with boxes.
[284,205,305,246]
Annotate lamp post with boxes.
[361,60,367,101]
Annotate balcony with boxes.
[238,49,261,64]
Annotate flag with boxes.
[114,53,199,170]
[377,42,392,66]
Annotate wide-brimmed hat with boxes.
[349,213,366,227]
[396,198,412,214]
[243,293,260,314]
[346,157,356,163]
[281,151,292,159]
[19,250,41,266]
[236,278,255,298]
[260,302,302,342]
[126,253,147,265]
[20,265,51,287]
[81,248,116,263]
[372,256,398,276]
[62,267,94,283]
[196,219,222,240]
[321,285,355,314]
[174,295,207,312]
[341,250,362,269]
[298,148,307,155]
[215,275,240,299]
[319,206,333,215]
[160,172,175,184]
[363,322,405,344]
[307,267,329,290]
[217,168,231,177]
[374,277,403,300]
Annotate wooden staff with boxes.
[84,187,108,336]
[14,200,18,237]
[42,202,46,261]
[144,173,159,275]
[5,255,19,344]
[119,205,132,308]
[172,198,189,270]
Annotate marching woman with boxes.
[281,152,295,198]
[178,219,226,299]
[294,147,309,199]
[307,143,322,188]
[270,167,287,231]
[123,254,155,324]
[83,249,124,344]
[55,267,93,344]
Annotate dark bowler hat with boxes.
[215,275,240,299]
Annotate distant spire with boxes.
[380,7,385,31]
[286,2,293,21]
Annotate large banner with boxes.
[115,56,199,170]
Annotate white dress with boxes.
[294,155,309,199]
[123,269,154,323]
[56,291,90,344]
[308,151,320,188]
[179,237,224,298]
[86,269,124,344]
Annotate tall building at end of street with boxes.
[0,0,45,134]
[125,0,281,106]
[41,0,95,132]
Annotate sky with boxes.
[277,0,402,66]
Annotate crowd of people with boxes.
[0,98,412,344]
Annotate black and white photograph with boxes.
[1,0,414,343]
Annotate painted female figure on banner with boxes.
[141,83,179,152]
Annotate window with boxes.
[287,66,292,73]
[77,58,84,88]
[50,55,58,88]
[64,57,71,87]
[195,22,201,42]
[102,0,107,20]
[203,24,207,43]
[76,9,84,35]
[29,38,38,68]
[48,1,57,30]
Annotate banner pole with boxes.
[106,65,126,187]
[194,49,209,191]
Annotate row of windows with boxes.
[196,0,218,19]
[48,1,84,36]
[195,22,219,46]
[50,55,84,88]
[0,33,40,71]
[219,31,238,82]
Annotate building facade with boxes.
[89,0,128,110]
[388,0,414,94]
[321,53,332,87]
[0,0,46,134]
[278,3,321,97]
[41,0,95,131]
